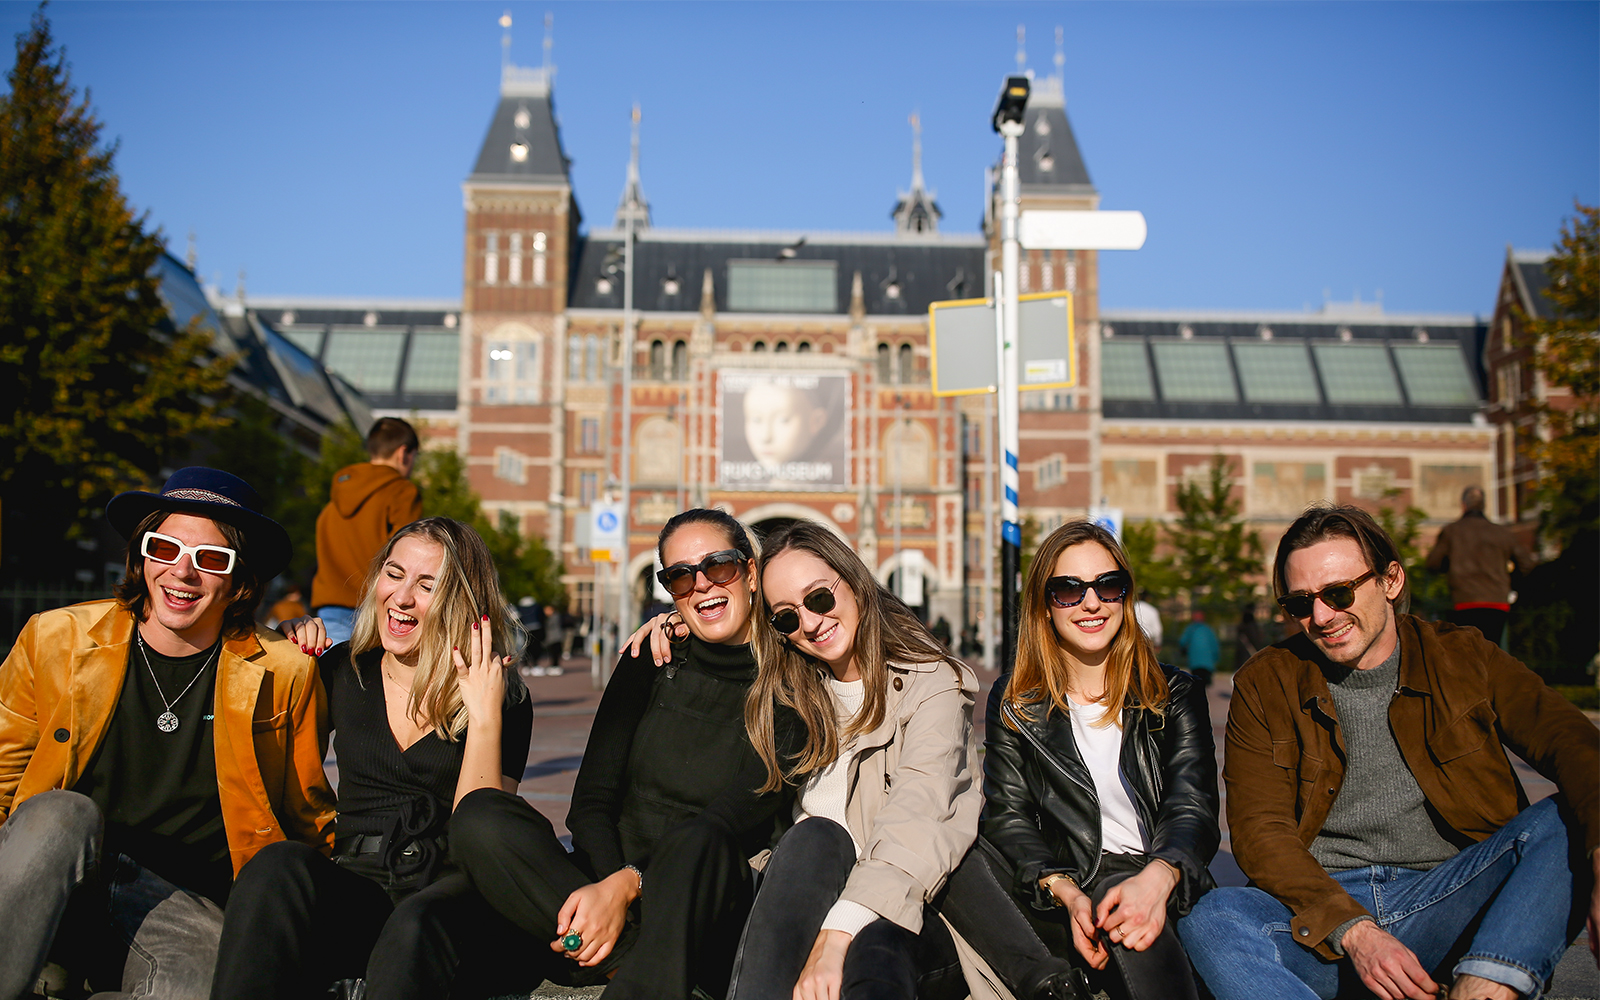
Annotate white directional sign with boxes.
[929,290,1075,396]
[1087,506,1124,542]
[1020,210,1147,251]
[589,501,624,563]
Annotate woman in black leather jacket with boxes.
[981,520,1219,1000]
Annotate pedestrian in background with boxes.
[1233,605,1267,669]
[311,418,422,646]
[543,605,566,673]
[1133,591,1163,655]
[516,597,546,673]
[1178,609,1219,687]
[1425,485,1534,648]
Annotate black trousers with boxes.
[973,843,1200,1000]
[449,786,753,1000]
[1450,607,1508,647]
[729,817,1071,1000]
[209,840,534,1000]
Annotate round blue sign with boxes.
[596,511,619,532]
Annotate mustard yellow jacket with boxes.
[0,600,337,875]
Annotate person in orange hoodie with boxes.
[311,418,422,646]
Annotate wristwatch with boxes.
[1038,872,1075,904]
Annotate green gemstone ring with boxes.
[562,931,583,952]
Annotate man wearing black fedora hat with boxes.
[0,467,337,1000]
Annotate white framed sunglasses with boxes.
[141,531,237,575]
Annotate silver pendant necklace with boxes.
[136,632,220,733]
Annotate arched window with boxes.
[584,334,601,382]
[774,341,790,353]
[796,341,812,353]
[877,342,892,383]
[897,343,915,384]
[671,340,689,380]
[649,339,666,380]
[751,340,768,353]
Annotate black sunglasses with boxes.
[656,549,746,598]
[1276,569,1378,619]
[1045,570,1132,609]
[768,578,842,635]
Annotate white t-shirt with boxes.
[1067,695,1149,856]
[794,677,879,936]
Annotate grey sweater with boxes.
[1310,645,1462,951]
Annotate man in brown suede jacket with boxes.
[1178,504,1598,1000]
[309,417,421,647]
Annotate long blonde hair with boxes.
[1004,520,1168,728]
[747,520,956,792]
[350,517,525,740]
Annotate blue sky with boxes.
[3,1,1596,314]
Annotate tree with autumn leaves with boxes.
[0,9,233,583]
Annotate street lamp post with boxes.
[992,75,1028,677]
[615,105,640,678]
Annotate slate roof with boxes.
[468,66,570,186]
[1097,310,1488,425]
[1017,78,1095,196]
[151,254,372,443]
[1511,250,1556,320]
[568,230,987,316]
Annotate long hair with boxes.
[657,507,757,565]
[1273,503,1410,614]
[747,520,955,792]
[1004,520,1168,728]
[114,510,266,641]
[349,517,526,740]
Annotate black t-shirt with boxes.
[72,636,231,905]
[322,644,533,856]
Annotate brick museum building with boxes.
[244,54,1510,638]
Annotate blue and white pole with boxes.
[997,114,1025,679]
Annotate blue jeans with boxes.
[313,605,357,647]
[1178,798,1575,999]
[0,791,223,1000]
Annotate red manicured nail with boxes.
[473,622,479,630]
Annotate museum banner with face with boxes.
[718,369,849,490]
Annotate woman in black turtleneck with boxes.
[450,508,800,1000]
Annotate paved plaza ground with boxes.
[333,651,1598,1000]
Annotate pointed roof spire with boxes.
[849,270,865,322]
[500,10,512,71]
[543,12,554,75]
[1015,24,1027,74]
[892,111,941,236]
[1032,24,1066,106]
[1054,25,1065,80]
[614,102,652,229]
[700,267,716,320]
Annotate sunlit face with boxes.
[141,513,236,649]
[372,535,445,663]
[763,548,860,681]
[1282,536,1403,671]
[661,522,754,645]
[1047,542,1126,668]
[744,385,826,468]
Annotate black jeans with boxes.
[729,818,978,1000]
[209,840,534,1000]
[974,844,1199,1000]
[450,786,753,1000]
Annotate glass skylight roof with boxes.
[1233,342,1321,404]
[1151,342,1237,402]
[1392,345,1478,405]
[726,260,837,313]
[279,327,324,358]
[1312,344,1403,404]
[323,329,406,393]
[403,331,460,394]
[1101,341,1155,400]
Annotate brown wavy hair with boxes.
[1273,503,1410,614]
[114,511,266,640]
[746,520,956,792]
[1003,520,1168,728]
[349,517,526,740]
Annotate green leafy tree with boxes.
[1164,455,1264,617]
[1373,489,1449,620]
[0,9,233,581]
[1514,203,1599,551]
[1122,518,1181,602]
